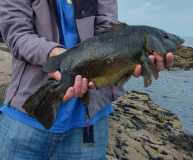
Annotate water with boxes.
[124,70,193,134]
[184,37,193,48]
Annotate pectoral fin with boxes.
[141,52,158,87]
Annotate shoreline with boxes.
[107,91,193,160]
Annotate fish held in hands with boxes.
[23,23,184,129]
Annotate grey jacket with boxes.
[0,0,118,115]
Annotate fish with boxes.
[23,23,184,129]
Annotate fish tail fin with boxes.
[23,77,72,129]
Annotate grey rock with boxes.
[107,91,193,160]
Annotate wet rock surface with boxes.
[173,46,193,69]
[107,91,193,160]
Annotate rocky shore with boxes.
[173,46,193,69]
[107,91,193,160]
[0,43,193,159]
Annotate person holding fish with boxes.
[0,0,174,159]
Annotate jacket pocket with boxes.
[73,0,97,19]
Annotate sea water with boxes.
[124,69,193,134]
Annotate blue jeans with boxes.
[0,113,109,160]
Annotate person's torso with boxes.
[5,0,98,110]
[2,0,113,132]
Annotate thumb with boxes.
[48,71,62,80]
[133,64,142,77]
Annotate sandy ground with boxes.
[0,43,11,85]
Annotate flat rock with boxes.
[173,46,193,69]
[107,91,193,160]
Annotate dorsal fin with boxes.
[95,22,128,35]
[110,22,128,31]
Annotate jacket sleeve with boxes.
[0,0,62,66]
[95,0,118,33]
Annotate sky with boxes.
[118,0,193,37]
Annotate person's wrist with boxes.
[49,47,67,58]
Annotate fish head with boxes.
[162,32,184,52]
[109,23,184,86]
[125,26,182,55]
[143,26,184,54]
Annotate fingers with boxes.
[74,75,82,96]
[81,78,89,95]
[166,52,174,68]
[133,64,142,77]
[133,54,155,77]
[149,55,155,64]
[153,52,164,71]
[63,87,75,101]
[73,75,89,97]
[48,71,62,80]
[133,52,174,78]
[48,72,75,101]
[63,75,94,101]
[154,52,174,70]
[88,81,96,89]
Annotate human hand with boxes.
[49,47,67,58]
[48,72,95,101]
[48,47,95,101]
[133,52,174,77]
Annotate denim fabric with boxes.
[0,113,109,160]
[0,101,113,133]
